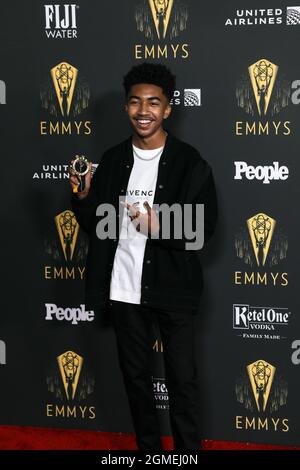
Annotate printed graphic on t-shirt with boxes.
[110,145,163,304]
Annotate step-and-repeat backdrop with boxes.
[1,0,300,446]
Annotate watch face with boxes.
[72,156,89,176]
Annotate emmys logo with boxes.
[45,303,95,324]
[235,59,292,136]
[171,89,202,107]
[40,61,91,135]
[51,62,78,117]
[287,6,300,25]
[134,0,189,60]
[44,4,78,38]
[234,212,288,287]
[247,359,275,413]
[248,59,278,116]
[46,351,96,419]
[153,377,169,410]
[0,80,6,104]
[0,340,6,365]
[55,210,79,262]
[234,162,289,184]
[44,210,86,281]
[247,212,276,267]
[235,360,289,432]
[58,350,83,400]
[233,304,290,340]
[148,0,175,40]
[291,340,300,364]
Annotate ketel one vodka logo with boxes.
[134,0,189,60]
[58,350,83,400]
[247,359,275,413]
[235,58,291,136]
[55,210,79,262]
[40,61,91,135]
[234,212,288,287]
[233,304,290,341]
[235,359,289,432]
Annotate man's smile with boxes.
[134,118,154,129]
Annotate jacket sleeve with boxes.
[150,160,218,251]
[71,158,105,235]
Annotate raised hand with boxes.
[121,200,160,236]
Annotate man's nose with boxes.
[138,101,149,114]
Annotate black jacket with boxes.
[71,132,218,313]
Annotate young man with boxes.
[70,63,218,451]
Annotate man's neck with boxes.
[132,129,167,150]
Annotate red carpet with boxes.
[0,426,299,450]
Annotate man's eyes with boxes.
[129,100,159,105]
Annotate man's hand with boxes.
[69,161,92,200]
[121,201,160,236]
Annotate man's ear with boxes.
[163,103,172,119]
[124,103,128,113]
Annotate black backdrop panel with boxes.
[0,0,300,445]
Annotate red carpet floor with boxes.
[0,426,299,450]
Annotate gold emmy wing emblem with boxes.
[247,359,276,412]
[55,210,79,261]
[247,212,276,267]
[57,351,83,400]
[248,59,278,116]
[51,61,78,117]
[149,0,174,39]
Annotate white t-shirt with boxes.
[109,144,164,304]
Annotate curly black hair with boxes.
[123,62,176,102]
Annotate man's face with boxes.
[125,83,171,139]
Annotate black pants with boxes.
[110,299,201,451]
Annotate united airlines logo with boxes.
[287,6,300,25]
[171,88,202,106]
